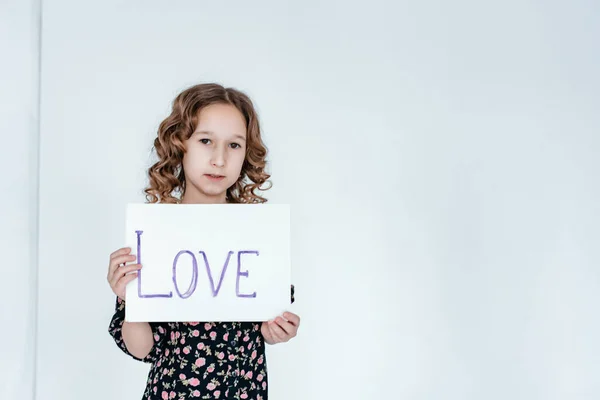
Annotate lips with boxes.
[204,174,225,181]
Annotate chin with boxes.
[199,187,228,197]
[184,181,226,200]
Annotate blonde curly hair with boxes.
[144,83,272,204]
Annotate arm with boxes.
[122,320,154,359]
[106,248,170,362]
[108,297,170,363]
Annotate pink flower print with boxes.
[192,390,201,397]
[241,394,248,399]
[258,355,263,364]
[214,390,221,398]
[245,371,253,379]
[162,392,169,400]
[179,373,186,380]
[171,332,176,340]
[247,343,252,350]
[183,347,190,355]
[223,332,229,341]
[228,354,235,361]
[207,382,216,390]
[189,378,200,387]
[170,391,176,399]
[257,374,263,382]
[262,382,267,390]
[165,349,170,357]
[189,321,199,326]
[217,352,224,359]
[195,358,206,367]
[204,323,212,330]
[241,370,245,376]
[251,350,257,359]
[192,330,200,337]
[153,386,157,394]
[210,331,217,340]
[174,348,180,355]
[154,333,160,341]
[180,338,186,345]
[162,368,169,375]
[243,335,249,342]
[207,365,215,373]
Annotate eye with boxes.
[200,138,211,145]
[230,143,242,149]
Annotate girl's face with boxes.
[181,103,247,203]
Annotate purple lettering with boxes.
[134,235,259,301]
[172,250,198,299]
[236,250,258,298]
[199,250,233,297]
[136,230,173,298]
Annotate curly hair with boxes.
[144,83,272,204]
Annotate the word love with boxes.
[134,230,258,300]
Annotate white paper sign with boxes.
[124,203,291,322]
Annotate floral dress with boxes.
[108,285,295,400]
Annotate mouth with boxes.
[204,173,226,181]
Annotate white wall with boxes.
[0,0,39,398]
[2,0,599,399]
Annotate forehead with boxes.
[195,103,247,137]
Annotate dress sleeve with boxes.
[108,296,170,364]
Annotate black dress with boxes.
[108,285,295,400]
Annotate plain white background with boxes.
[1,0,599,399]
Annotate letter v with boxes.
[199,250,233,297]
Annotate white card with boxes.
[124,203,291,322]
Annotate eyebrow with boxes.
[194,130,246,141]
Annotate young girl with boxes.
[106,83,299,400]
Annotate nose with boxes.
[210,146,225,167]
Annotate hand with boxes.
[107,247,142,301]
[261,312,300,345]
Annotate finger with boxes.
[107,255,136,282]
[108,254,137,278]
[261,323,274,343]
[111,254,137,268]
[116,271,138,289]
[274,317,297,337]
[110,247,131,260]
[109,263,141,287]
[110,263,141,285]
[268,321,288,342]
[114,272,138,298]
[282,312,300,327]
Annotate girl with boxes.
[106,83,300,400]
